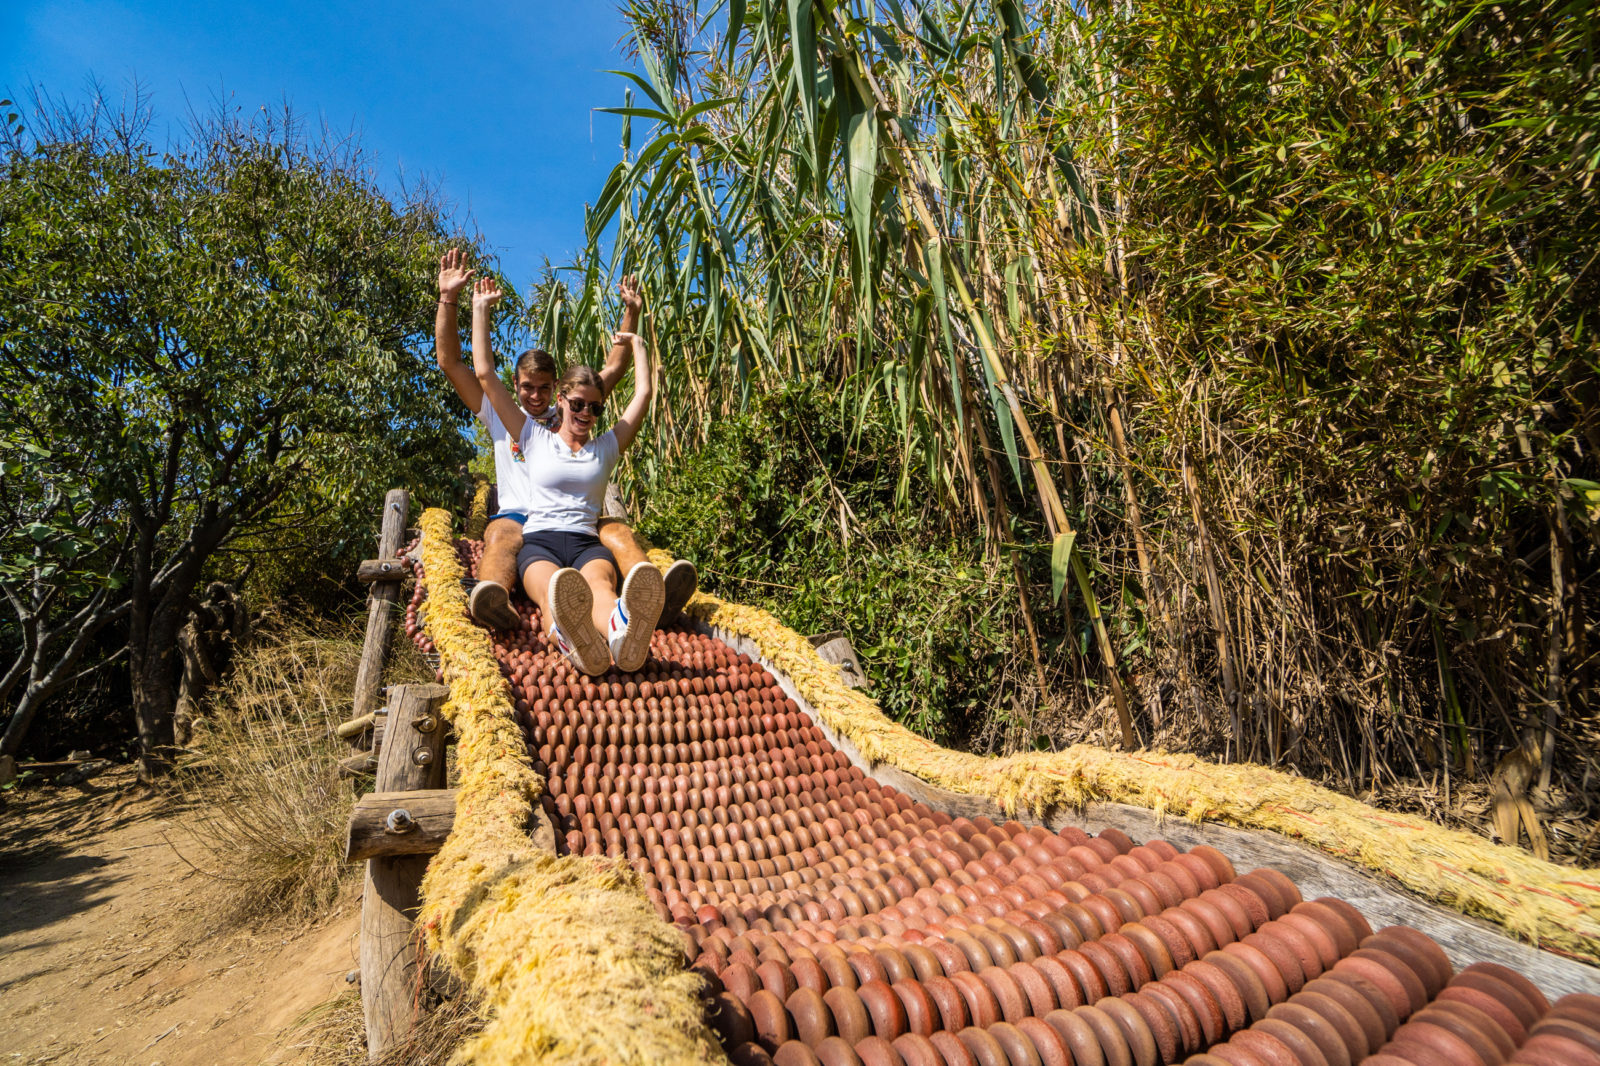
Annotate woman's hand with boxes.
[612,330,647,357]
[438,248,474,300]
[472,276,504,314]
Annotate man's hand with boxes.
[439,248,475,300]
[612,330,646,356]
[472,276,504,314]
[619,274,643,315]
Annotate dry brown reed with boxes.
[176,619,373,926]
[286,986,485,1066]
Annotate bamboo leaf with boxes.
[976,310,1023,492]
[926,243,963,432]
[1051,530,1078,606]
[604,68,674,119]
[840,60,878,318]
[727,0,747,64]
[788,0,819,162]
[597,106,676,123]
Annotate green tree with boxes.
[0,94,475,773]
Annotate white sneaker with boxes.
[608,561,665,672]
[546,568,608,676]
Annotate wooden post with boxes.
[360,682,448,1062]
[346,788,456,861]
[351,489,410,731]
[809,632,870,689]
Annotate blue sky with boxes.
[2,0,637,294]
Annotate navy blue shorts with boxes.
[487,510,528,524]
[517,530,615,577]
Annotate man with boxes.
[434,249,696,630]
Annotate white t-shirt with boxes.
[478,397,558,516]
[520,422,619,534]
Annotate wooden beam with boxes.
[346,789,456,861]
[336,713,377,740]
[357,557,407,584]
[338,751,377,778]
[350,489,409,735]
[809,632,870,689]
[360,683,448,1062]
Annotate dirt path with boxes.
[0,768,357,1066]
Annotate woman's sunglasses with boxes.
[564,396,605,417]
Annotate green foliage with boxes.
[631,381,1030,743]
[0,94,477,759]
[545,0,1597,802]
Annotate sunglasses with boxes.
[563,395,605,417]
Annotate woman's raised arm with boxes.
[470,276,526,437]
[608,330,654,453]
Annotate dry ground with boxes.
[0,767,358,1066]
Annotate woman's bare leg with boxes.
[597,517,696,622]
[580,558,619,636]
[521,559,560,629]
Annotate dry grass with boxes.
[286,984,485,1066]
[175,614,431,927]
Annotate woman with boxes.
[470,276,664,675]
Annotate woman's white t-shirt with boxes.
[520,422,619,534]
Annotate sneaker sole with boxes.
[614,562,665,672]
[548,569,609,676]
[468,580,521,631]
[662,559,698,620]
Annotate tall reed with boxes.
[509,0,1597,837]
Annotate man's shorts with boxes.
[517,530,616,577]
[487,510,528,525]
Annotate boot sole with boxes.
[662,559,698,621]
[614,563,665,672]
[468,580,521,631]
[548,569,609,676]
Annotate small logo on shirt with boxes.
[509,439,526,463]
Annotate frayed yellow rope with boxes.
[416,510,725,1066]
[465,479,491,541]
[663,560,1600,967]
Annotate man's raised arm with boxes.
[598,274,643,398]
[435,248,484,411]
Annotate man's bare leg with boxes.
[469,516,524,630]
[598,517,698,622]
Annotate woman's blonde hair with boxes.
[558,365,604,397]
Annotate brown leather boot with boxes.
[468,579,521,630]
[661,559,698,621]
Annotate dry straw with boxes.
[464,480,491,541]
[663,555,1600,967]
[414,509,724,1066]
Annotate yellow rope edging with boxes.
[660,556,1600,968]
[465,479,491,541]
[416,510,725,1066]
